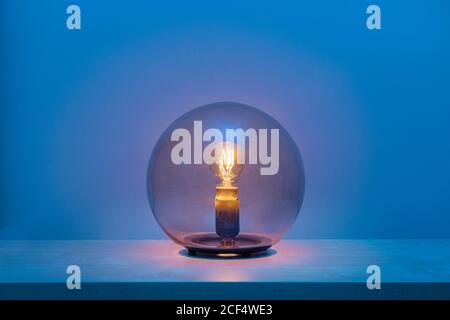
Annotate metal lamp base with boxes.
[183,233,272,257]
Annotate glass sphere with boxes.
[147,102,305,255]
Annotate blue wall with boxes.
[1,0,450,239]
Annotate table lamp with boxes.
[147,102,305,257]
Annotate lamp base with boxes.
[183,233,272,257]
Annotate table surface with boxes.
[1,239,449,299]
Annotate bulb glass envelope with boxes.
[147,102,305,255]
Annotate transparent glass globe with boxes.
[147,102,305,255]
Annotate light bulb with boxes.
[218,148,235,187]
[214,144,241,244]
[209,142,244,184]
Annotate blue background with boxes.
[1,0,449,239]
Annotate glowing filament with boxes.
[218,148,234,186]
